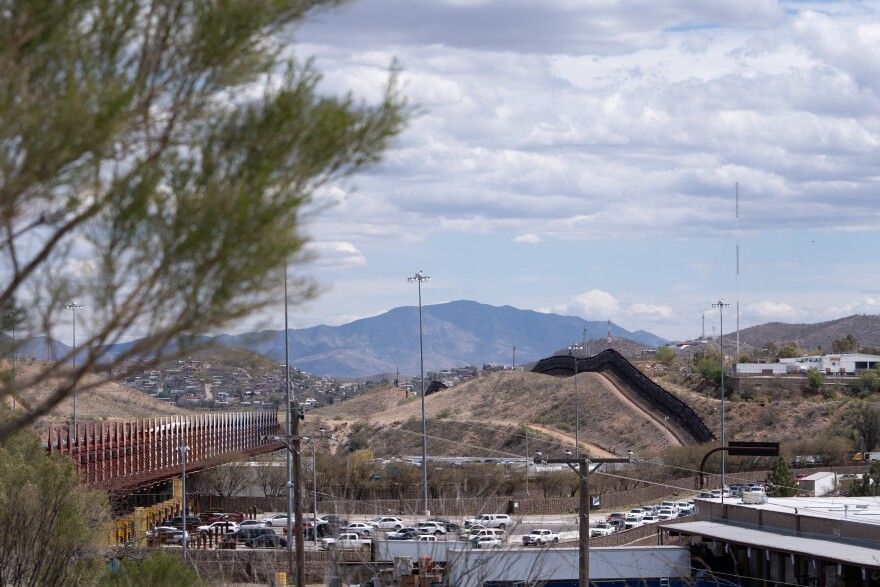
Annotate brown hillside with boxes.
[735,314,880,351]
[313,370,681,459]
[1,358,190,434]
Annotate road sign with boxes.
[728,441,779,457]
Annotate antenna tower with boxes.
[736,183,740,359]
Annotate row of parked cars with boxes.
[591,500,695,536]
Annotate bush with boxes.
[805,370,824,395]
[655,346,676,365]
[100,551,199,587]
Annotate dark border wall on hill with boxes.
[531,350,714,443]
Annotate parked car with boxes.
[261,514,291,527]
[628,508,647,521]
[387,527,421,541]
[656,508,676,521]
[165,515,203,530]
[146,526,179,544]
[320,533,371,551]
[197,521,239,534]
[342,522,374,537]
[238,520,267,529]
[366,516,404,531]
[463,514,512,529]
[220,527,277,548]
[590,523,616,537]
[164,530,191,545]
[246,533,287,548]
[522,529,559,546]
[606,519,626,532]
[606,512,627,523]
[471,535,503,549]
[416,534,441,542]
[205,512,244,523]
[426,516,460,532]
[623,515,643,530]
[641,514,659,524]
[416,521,447,536]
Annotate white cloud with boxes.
[745,300,805,322]
[629,303,674,319]
[513,234,542,243]
[304,241,367,269]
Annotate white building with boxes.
[736,353,880,376]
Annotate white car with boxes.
[590,523,615,537]
[641,514,659,524]
[656,508,676,521]
[197,521,239,534]
[623,515,643,530]
[239,520,267,529]
[342,522,373,536]
[261,514,291,527]
[416,521,447,535]
[628,508,646,520]
[366,516,404,531]
[471,535,503,549]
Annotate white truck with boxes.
[463,514,512,529]
[320,532,372,551]
[521,529,559,546]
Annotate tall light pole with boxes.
[574,352,579,459]
[407,271,430,515]
[535,450,633,587]
[712,299,730,488]
[180,442,189,562]
[65,303,83,434]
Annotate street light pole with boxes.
[282,265,294,578]
[712,299,730,489]
[535,450,634,587]
[65,303,83,434]
[407,271,430,515]
[574,353,579,458]
[180,442,189,562]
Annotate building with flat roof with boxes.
[661,495,880,587]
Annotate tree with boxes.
[776,343,802,359]
[0,419,109,585]
[805,369,824,394]
[766,457,798,497]
[832,334,858,354]
[655,346,675,365]
[254,457,287,497]
[0,0,408,441]
[848,461,880,497]
[194,459,253,498]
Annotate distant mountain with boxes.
[212,300,666,377]
[735,314,880,353]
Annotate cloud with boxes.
[513,234,542,243]
[745,300,805,322]
[303,241,366,269]
[629,303,674,319]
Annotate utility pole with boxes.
[534,451,634,587]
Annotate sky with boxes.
[252,0,880,342]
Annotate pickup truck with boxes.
[463,514,512,529]
[521,529,559,546]
[319,533,372,551]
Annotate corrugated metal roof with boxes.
[662,520,880,569]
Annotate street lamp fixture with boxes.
[64,302,83,434]
[533,450,634,587]
[407,270,430,515]
[712,299,730,488]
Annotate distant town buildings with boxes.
[736,353,880,376]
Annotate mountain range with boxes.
[212,300,667,377]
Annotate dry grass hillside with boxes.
[312,360,877,461]
[1,358,189,435]
[313,370,682,460]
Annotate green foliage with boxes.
[805,370,824,394]
[776,343,802,359]
[851,406,880,451]
[766,457,798,497]
[655,345,676,365]
[832,334,858,354]
[0,422,109,586]
[694,351,722,388]
[847,371,880,399]
[99,551,199,587]
[848,461,880,497]
[0,0,408,441]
